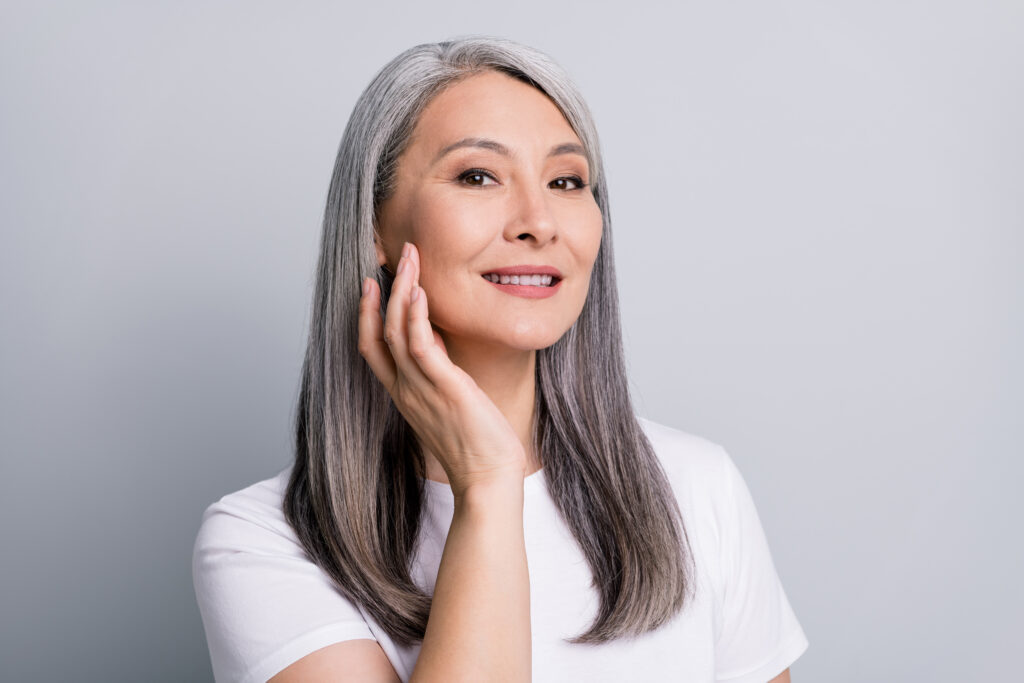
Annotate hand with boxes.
[357,242,528,498]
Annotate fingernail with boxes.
[411,286,420,303]
[402,242,411,258]
[361,278,370,296]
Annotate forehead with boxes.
[406,70,585,162]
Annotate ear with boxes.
[373,225,389,270]
[374,233,385,268]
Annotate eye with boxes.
[457,168,499,187]
[550,176,587,191]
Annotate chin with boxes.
[440,323,568,353]
[435,308,579,352]
[496,320,572,351]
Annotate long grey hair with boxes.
[284,35,696,647]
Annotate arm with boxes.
[275,243,533,681]
[411,477,530,681]
[769,668,791,683]
[269,478,530,683]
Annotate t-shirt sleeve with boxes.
[713,447,809,682]
[192,490,378,683]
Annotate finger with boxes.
[405,245,458,386]
[406,281,462,395]
[357,276,396,388]
[382,245,413,364]
[407,244,448,358]
[382,243,430,386]
[432,328,448,357]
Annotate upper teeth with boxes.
[484,273,555,286]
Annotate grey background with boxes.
[1,1,1020,681]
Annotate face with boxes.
[374,70,604,353]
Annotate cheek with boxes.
[569,208,604,309]
[577,205,604,273]
[404,193,491,258]
[401,194,491,321]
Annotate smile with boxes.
[481,273,563,299]
[482,273,556,287]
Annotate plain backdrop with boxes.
[1,1,1020,681]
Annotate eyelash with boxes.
[457,168,588,191]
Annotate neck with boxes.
[417,334,542,485]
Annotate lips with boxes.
[482,274,563,299]
[481,265,563,281]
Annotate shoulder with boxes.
[635,415,731,493]
[193,466,297,559]
[635,415,775,549]
[192,466,379,683]
[636,415,725,460]
[634,415,741,564]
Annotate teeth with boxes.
[484,273,555,286]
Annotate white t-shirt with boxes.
[192,417,809,683]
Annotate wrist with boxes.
[453,471,526,510]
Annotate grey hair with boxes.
[284,35,696,648]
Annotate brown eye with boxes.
[458,169,498,186]
[550,176,587,191]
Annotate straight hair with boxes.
[284,35,696,647]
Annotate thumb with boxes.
[432,329,449,356]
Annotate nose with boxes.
[503,180,558,245]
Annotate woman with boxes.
[193,36,809,682]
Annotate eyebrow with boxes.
[431,137,588,166]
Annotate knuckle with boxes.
[408,340,429,360]
[383,327,399,347]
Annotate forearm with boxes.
[410,478,531,682]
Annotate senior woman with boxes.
[192,36,809,682]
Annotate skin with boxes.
[271,68,797,682]
[371,69,604,485]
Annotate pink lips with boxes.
[483,276,563,299]
[481,265,563,300]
